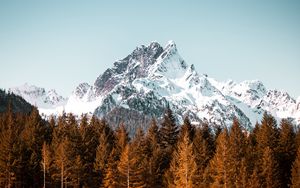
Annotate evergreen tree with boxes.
[147,119,160,145]
[255,113,280,186]
[103,123,129,187]
[144,119,163,187]
[178,116,195,142]
[249,167,261,188]
[79,114,98,187]
[166,132,197,188]
[257,112,279,152]
[52,138,75,188]
[41,142,51,188]
[0,108,23,187]
[291,147,300,188]
[246,123,260,176]
[115,123,130,152]
[261,147,281,188]
[159,107,179,149]
[208,129,230,187]
[117,144,146,188]
[192,123,215,187]
[21,107,46,187]
[238,158,249,187]
[159,108,179,177]
[94,122,114,187]
[71,155,83,188]
[227,118,247,187]
[278,119,296,187]
[296,127,300,151]
[103,148,120,188]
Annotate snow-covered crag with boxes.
[63,41,300,129]
[9,41,300,129]
[8,83,67,114]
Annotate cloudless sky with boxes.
[1,0,300,97]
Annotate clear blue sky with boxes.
[1,0,300,97]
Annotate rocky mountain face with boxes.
[63,41,300,129]
[8,41,300,129]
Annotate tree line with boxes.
[0,106,300,188]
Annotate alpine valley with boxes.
[8,41,300,131]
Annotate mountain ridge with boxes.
[7,41,300,129]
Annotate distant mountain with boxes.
[8,83,67,115]
[8,41,300,129]
[0,89,33,114]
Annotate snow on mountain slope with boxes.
[257,90,297,120]
[209,78,299,125]
[64,83,103,115]
[208,78,267,107]
[9,83,67,108]
[9,41,300,128]
[78,41,253,129]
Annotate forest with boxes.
[1,104,300,188]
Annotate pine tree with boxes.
[167,132,197,188]
[71,155,83,188]
[144,119,163,187]
[238,158,249,187]
[208,129,230,187]
[255,113,280,186]
[118,129,150,188]
[53,138,75,188]
[192,124,215,187]
[147,119,160,145]
[278,119,296,187]
[115,123,130,152]
[227,118,247,187]
[246,123,260,177]
[261,147,280,188]
[178,116,195,142]
[103,123,129,187]
[117,144,145,188]
[249,167,261,188]
[159,108,179,176]
[103,148,120,188]
[159,107,179,149]
[94,123,114,187]
[0,108,23,188]
[296,127,300,151]
[41,142,51,188]
[78,114,99,187]
[291,147,300,188]
[257,112,279,152]
[22,107,46,187]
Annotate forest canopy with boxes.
[0,104,300,188]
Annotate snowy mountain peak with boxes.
[265,90,295,103]
[259,90,296,110]
[87,41,255,129]
[45,89,66,106]
[148,41,162,51]
[10,83,46,97]
[150,41,187,80]
[14,41,299,129]
[164,40,177,51]
[74,83,92,99]
[8,83,67,109]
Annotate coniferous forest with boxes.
[1,105,300,188]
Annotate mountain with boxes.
[64,40,300,129]
[8,41,300,129]
[8,83,67,115]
